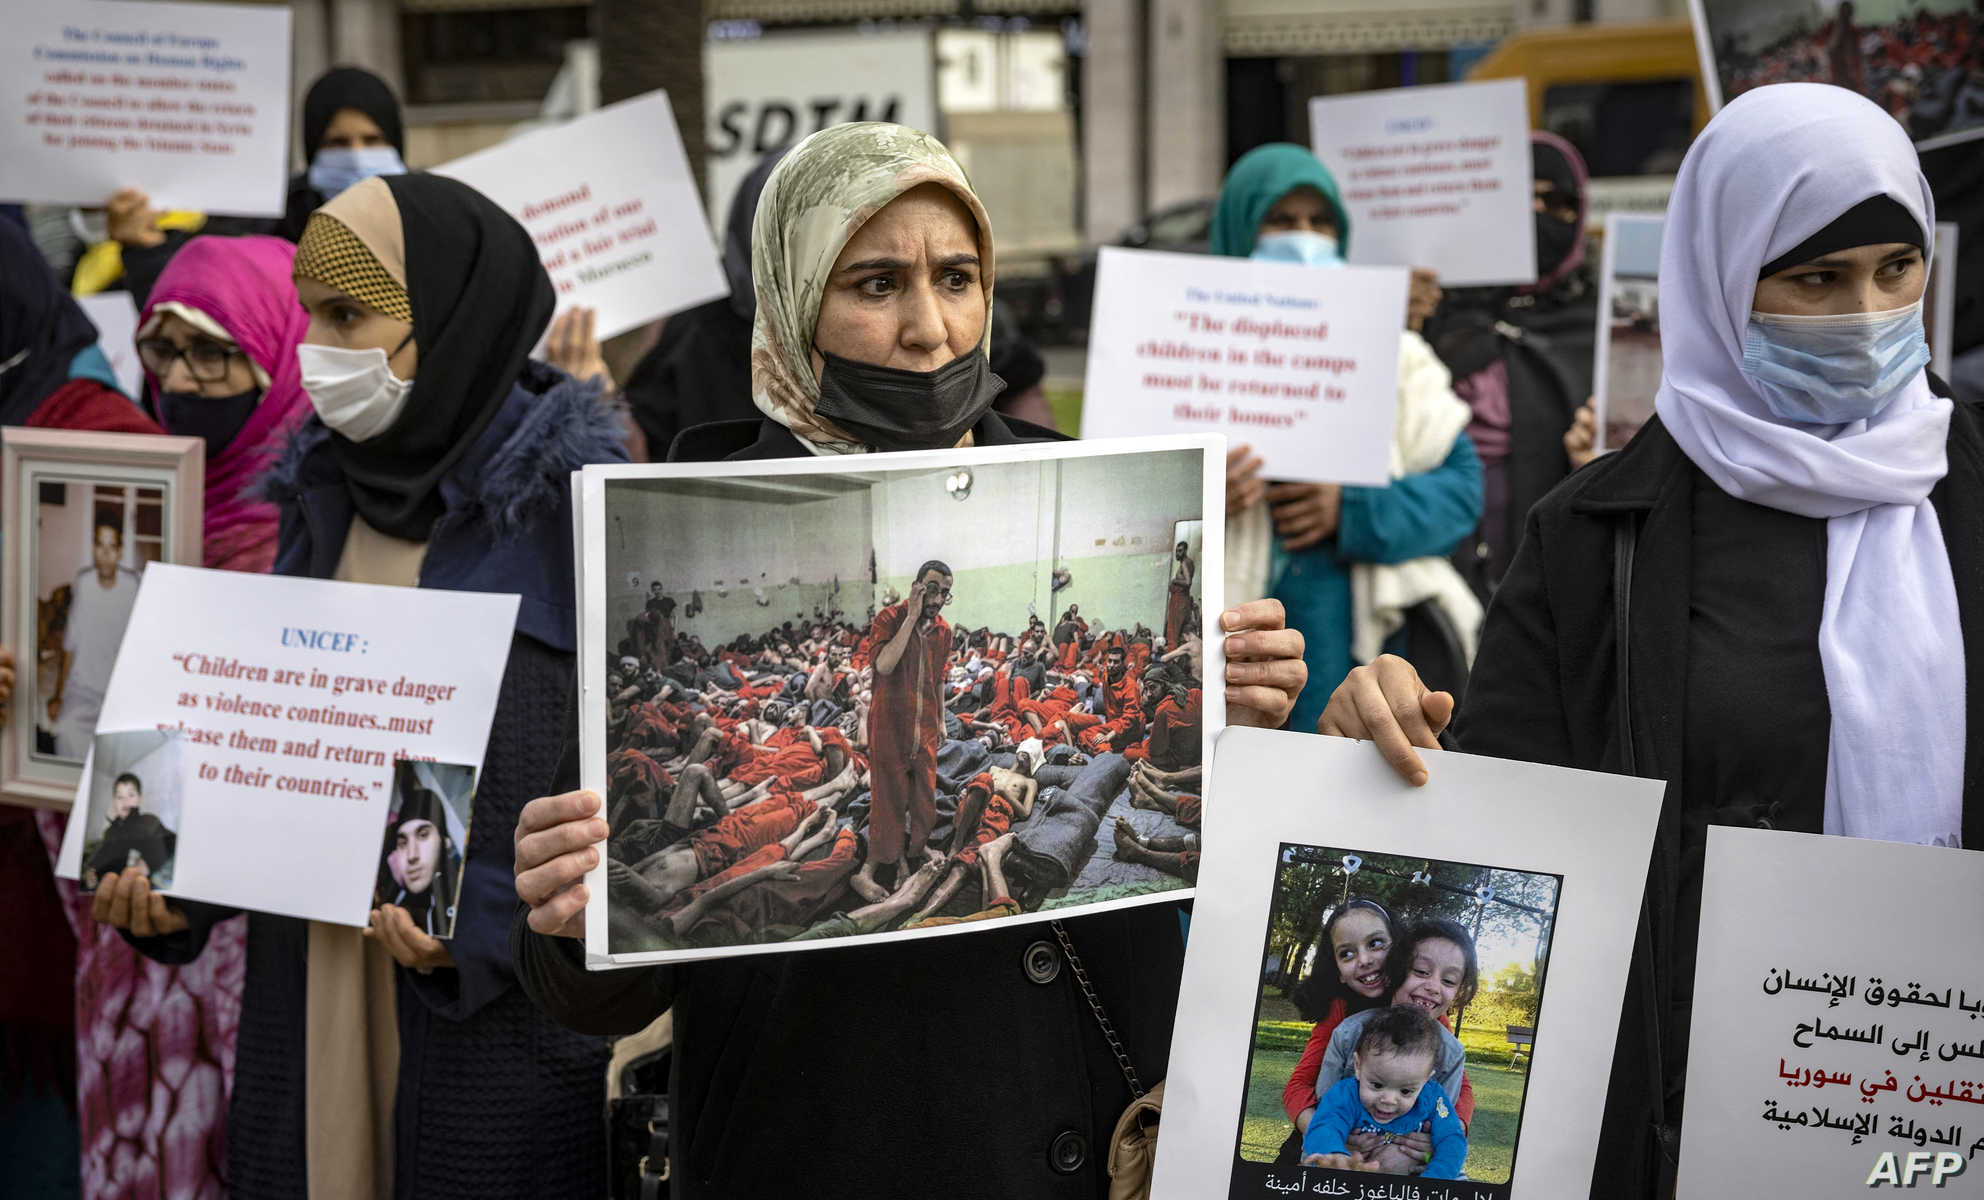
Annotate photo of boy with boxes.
[1302,1005,1467,1177]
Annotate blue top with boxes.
[1276,431,1483,731]
[1302,1074,1468,1179]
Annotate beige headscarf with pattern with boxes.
[749,122,995,454]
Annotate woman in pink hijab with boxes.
[137,234,316,570]
[34,234,312,1196]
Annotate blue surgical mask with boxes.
[1741,300,1931,425]
[1250,230,1344,269]
[308,146,406,200]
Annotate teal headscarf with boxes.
[1209,143,1351,259]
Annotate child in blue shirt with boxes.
[1301,1004,1468,1178]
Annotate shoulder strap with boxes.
[1612,519,1637,776]
[1612,515,1678,1168]
[1052,920,1147,1099]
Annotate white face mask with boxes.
[297,343,413,442]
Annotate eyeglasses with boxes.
[136,336,244,383]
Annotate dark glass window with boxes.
[1542,79,1695,177]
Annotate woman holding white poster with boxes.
[92,173,627,1198]
[1213,143,1484,730]
[1317,83,1976,1198]
[510,122,1310,1198]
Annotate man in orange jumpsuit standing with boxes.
[852,560,954,903]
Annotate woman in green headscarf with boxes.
[1213,142,1484,733]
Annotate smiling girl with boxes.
[1277,897,1398,1156]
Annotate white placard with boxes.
[1680,827,1984,1195]
[1310,78,1535,288]
[0,0,292,216]
[1152,730,1662,1200]
[76,291,143,401]
[1080,247,1404,485]
[436,90,727,341]
[1592,213,1665,454]
[580,436,1226,969]
[55,564,519,927]
[704,29,936,231]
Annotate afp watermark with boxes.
[1867,1151,1966,1188]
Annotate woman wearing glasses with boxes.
[134,235,316,571]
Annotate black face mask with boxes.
[812,346,1005,452]
[1534,211,1580,281]
[156,388,262,458]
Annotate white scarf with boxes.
[1652,84,1961,847]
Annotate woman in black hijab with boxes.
[1422,132,1598,595]
[276,66,408,241]
[618,149,786,456]
[103,67,406,303]
[95,172,626,1199]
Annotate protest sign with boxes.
[578,437,1224,969]
[1152,730,1662,1200]
[1593,213,1665,453]
[1,0,292,215]
[436,90,726,340]
[76,292,143,400]
[1079,247,1404,485]
[54,564,519,927]
[1689,0,1983,150]
[1310,78,1535,287]
[1680,828,1984,1195]
[704,28,936,229]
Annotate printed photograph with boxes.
[374,760,478,940]
[1696,0,1984,145]
[32,481,165,765]
[78,728,184,891]
[1596,215,1664,452]
[1230,844,1563,1195]
[597,445,1214,959]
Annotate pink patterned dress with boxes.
[37,810,246,1200]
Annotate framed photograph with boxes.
[1688,0,1984,150]
[577,436,1224,968]
[1,429,202,810]
[1591,214,1665,454]
[1927,221,1959,381]
[1152,730,1664,1200]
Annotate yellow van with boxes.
[1469,22,1711,217]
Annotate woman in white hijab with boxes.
[1308,83,1974,1196]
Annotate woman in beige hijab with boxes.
[513,122,1310,1197]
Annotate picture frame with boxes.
[1591,213,1665,454]
[1,428,203,810]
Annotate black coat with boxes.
[514,410,1188,1199]
[129,370,624,1199]
[1454,381,1984,1198]
[1426,279,1597,592]
[622,299,759,460]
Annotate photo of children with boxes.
[1231,844,1562,1195]
[1695,0,1984,146]
[32,481,166,764]
[78,728,184,891]
[373,760,477,940]
[592,443,1216,963]
[1594,214,1664,452]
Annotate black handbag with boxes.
[609,1044,671,1199]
